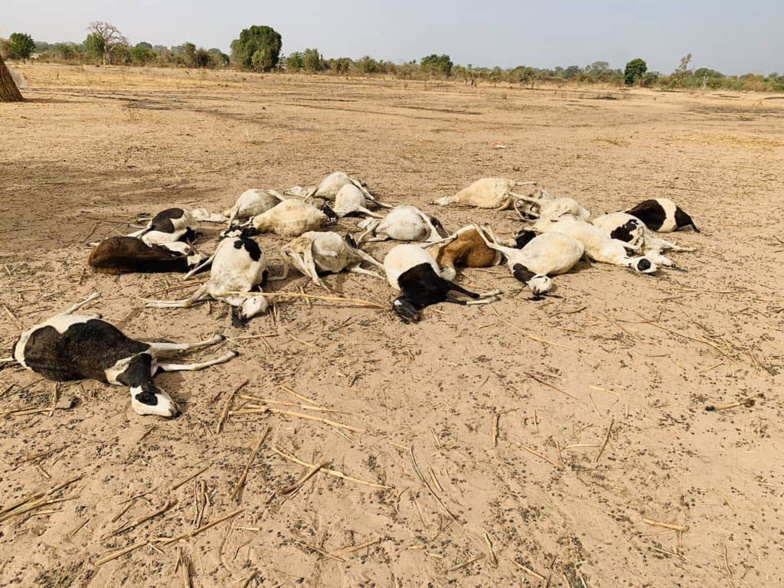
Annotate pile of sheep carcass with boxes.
[9,172,700,417]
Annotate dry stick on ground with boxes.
[95,539,153,566]
[231,290,387,310]
[237,407,365,433]
[230,426,270,501]
[0,475,81,521]
[705,397,757,412]
[491,413,500,448]
[271,446,390,489]
[279,385,324,407]
[179,548,193,588]
[278,460,331,495]
[491,306,576,350]
[159,508,244,546]
[105,499,178,539]
[516,443,565,470]
[410,446,461,523]
[595,419,615,463]
[445,553,485,574]
[510,558,546,581]
[238,571,259,588]
[642,518,689,533]
[330,538,382,558]
[169,465,211,493]
[214,380,249,434]
[524,372,587,406]
[238,397,348,414]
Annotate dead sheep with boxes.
[592,212,693,267]
[625,198,700,233]
[88,236,207,274]
[148,233,269,325]
[12,293,236,417]
[250,199,336,238]
[432,178,539,210]
[224,189,285,226]
[384,244,500,323]
[514,194,591,222]
[129,208,197,245]
[356,205,448,244]
[477,225,585,297]
[533,215,658,274]
[332,184,384,218]
[428,225,504,281]
[279,231,384,288]
[305,171,392,208]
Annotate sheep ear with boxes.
[512,263,535,283]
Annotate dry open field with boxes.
[1,64,783,587]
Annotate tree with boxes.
[0,55,24,101]
[585,61,610,78]
[86,21,128,65]
[131,43,156,65]
[7,33,36,61]
[669,53,693,87]
[83,33,105,61]
[421,54,453,76]
[285,52,303,71]
[302,48,324,73]
[231,25,282,72]
[624,58,647,85]
[563,65,581,79]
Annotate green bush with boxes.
[624,58,647,85]
[8,32,36,61]
[302,48,324,73]
[421,54,452,76]
[231,25,282,71]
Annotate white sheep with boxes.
[332,184,384,218]
[250,199,334,238]
[305,171,392,208]
[356,205,447,244]
[514,194,591,222]
[279,232,384,288]
[223,189,285,226]
[476,225,585,297]
[432,177,539,210]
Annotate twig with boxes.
[271,447,389,489]
[96,539,152,566]
[642,518,689,533]
[230,290,386,309]
[410,446,460,522]
[231,427,270,501]
[445,553,484,573]
[510,558,546,581]
[491,413,500,447]
[516,443,565,469]
[159,508,244,546]
[279,385,324,407]
[242,407,365,433]
[524,372,586,405]
[169,465,210,492]
[330,538,382,557]
[105,500,178,539]
[238,571,258,588]
[278,460,331,495]
[595,419,614,463]
[705,398,756,412]
[215,380,248,434]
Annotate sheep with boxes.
[432,178,539,210]
[88,237,207,274]
[514,194,591,222]
[250,199,335,238]
[332,184,384,218]
[533,215,658,274]
[279,232,384,288]
[592,212,693,266]
[12,293,236,417]
[427,225,504,281]
[475,225,585,297]
[223,189,285,226]
[305,171,392,209]
[356,205,448,244]
[148,233,269,325]
[129,208,197,245]
[384,245,501,323]
[625,198,700,233]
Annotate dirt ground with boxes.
[1,64,783,588]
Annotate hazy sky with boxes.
[3,0,781,75]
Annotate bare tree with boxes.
[87,21,129,65]
[0,55,24,102]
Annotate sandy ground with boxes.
[1,64,783,588]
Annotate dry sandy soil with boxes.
[1,64,783,588]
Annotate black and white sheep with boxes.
[129,208,197,245]
[592,212,692,266]
[625,198,700,233]
[384,244,500,323]
[149,232,269,324]
[533,215,658,274]
[12,293,236,417]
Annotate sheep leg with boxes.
[62,292,101,315]
[146,285,210,308]
[183,253,216,280]
[352,249,385,270]
[303,243,328,289]
[156,351,238,374]
[347,266,383,279]
[145,334,225,358]
[356,206,384,219]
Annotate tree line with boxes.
[2,23,782,92]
